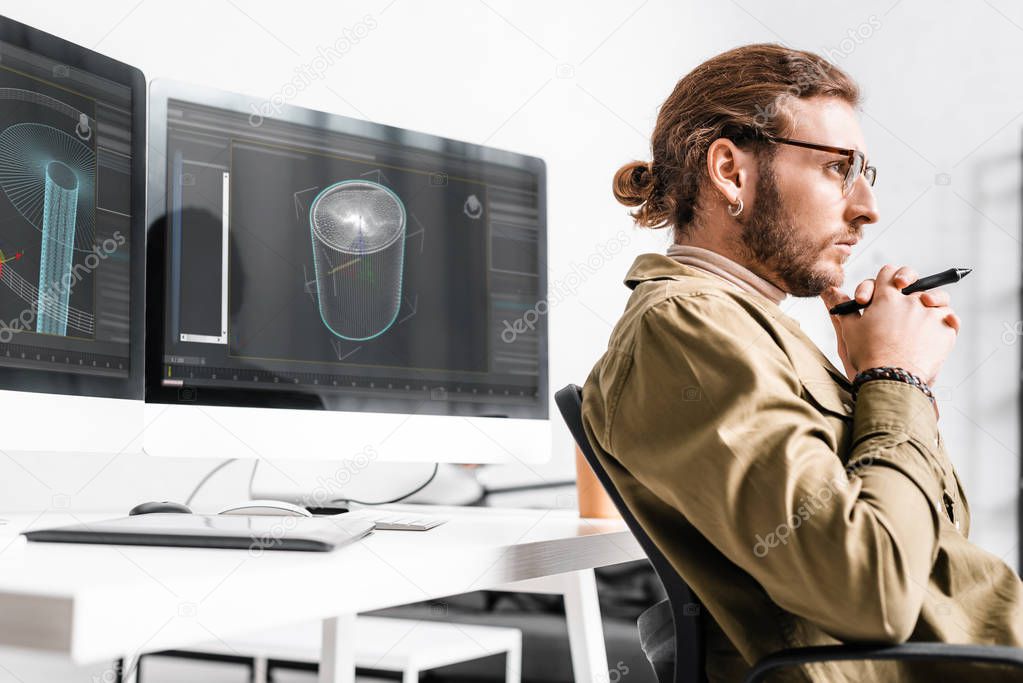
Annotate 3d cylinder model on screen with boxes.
[37,160,79,335]
[308,180,406,341]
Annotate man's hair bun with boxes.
[612,160,675,229]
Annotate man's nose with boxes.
[847,175,879,226]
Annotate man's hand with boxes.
[821,265,960,386]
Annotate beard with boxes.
[734,156,844,297]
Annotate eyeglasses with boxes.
[763,135,877,196]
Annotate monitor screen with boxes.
[147,82,547,420]
[0,17,144,399]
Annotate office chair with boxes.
[555,384,1023,683]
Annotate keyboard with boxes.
[345,509,448,531]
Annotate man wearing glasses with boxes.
[582,43,1021,681]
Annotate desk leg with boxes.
[563,569,607,683]
[493,570,609,683]
[505,637,522,683]
[252,655,268,683]
[320,614,356,683]
[117,654,140,683]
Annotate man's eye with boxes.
[828,161,848,174]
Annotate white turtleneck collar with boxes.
[665,243,788,306]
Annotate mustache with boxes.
[832,229,862,245]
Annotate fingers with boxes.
[926,305,960,334]
[874,264,925,299]
[830,271,955,320]
[873,264,901,293]
[854,278,875,304]
[892,266,919,290]
[820,286,851,310]
[826,307,844,340]
[920,289,950,307]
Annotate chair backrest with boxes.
[555,384,705,683]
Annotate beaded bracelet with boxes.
[851,366,935,404]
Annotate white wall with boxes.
[0,0,1019,567]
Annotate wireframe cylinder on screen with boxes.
[308,180,406,341]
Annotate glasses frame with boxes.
[763,134,876,196]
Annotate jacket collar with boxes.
[623,253,853,388]
[624,252,792,319]
[624,252,702,290]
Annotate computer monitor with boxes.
[145,80,550,464]
[0,16,145,455]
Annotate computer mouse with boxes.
[129,501,192,516]
[217,499,312,518]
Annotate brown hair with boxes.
[613,43,861,241]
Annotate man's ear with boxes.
[706,138,751,205]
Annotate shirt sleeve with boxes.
[607,292,944,643]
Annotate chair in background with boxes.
[555,383,1023,683]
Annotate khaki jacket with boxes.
[582,253,1023,682]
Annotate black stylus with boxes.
[828,267,973,315]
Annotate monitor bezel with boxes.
[145,78,549,420]
[0,15,146,400]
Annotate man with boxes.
[582,43,1023,681]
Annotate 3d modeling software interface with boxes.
[157,98,545,418]
[0,38,133,377]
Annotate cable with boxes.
[482,479,576,495]
[330,462,439,506]
[464,479,578,507]
[184,458,238,506]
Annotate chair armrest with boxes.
[743,642,1023,683]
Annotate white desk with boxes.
[0,506,644,683]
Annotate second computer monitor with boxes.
[145,80,549,464]
[0,16,145,456]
